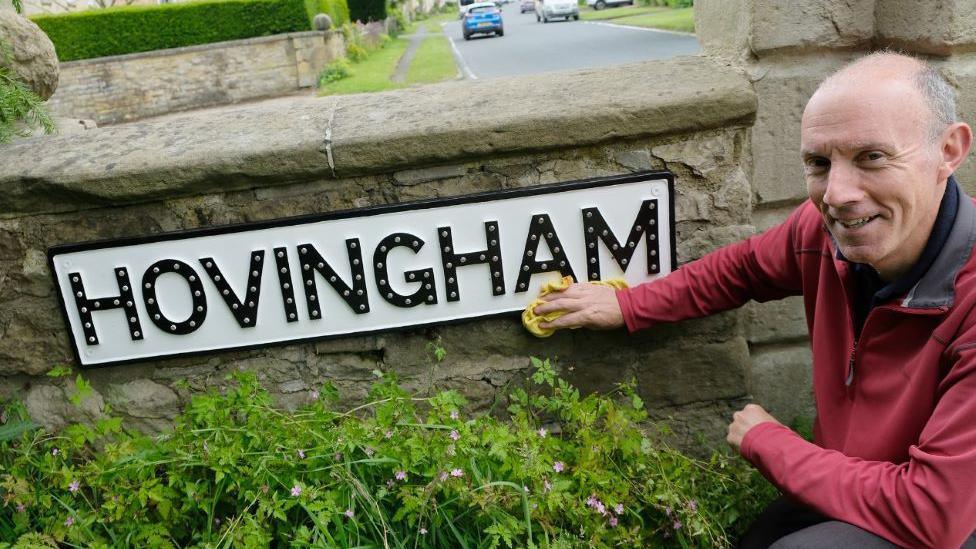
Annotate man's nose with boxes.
[821,161,864,207]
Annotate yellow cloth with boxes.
[521,276,628,337]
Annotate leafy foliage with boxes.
[305,0,352,27]
[318,58,353,86]
[0,67,56,145]
[0,357,776,547]
[348,0,387,23]
[30,0,310,62]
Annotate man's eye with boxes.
[804,157,830,172]
[861,151,885,162]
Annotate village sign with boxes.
[49,172,676,367]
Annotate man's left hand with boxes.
[727,404,781,454]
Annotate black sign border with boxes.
[48,170,677,369]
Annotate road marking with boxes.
[582,20,695,36]
[445,22,479,80]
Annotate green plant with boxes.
[0,67,56,144]
[0,357,776,546]
[348,0,387,22]
[318,57,353,86]
[30,0,310,62]
[304,0,352,28]
[346,42,368,62]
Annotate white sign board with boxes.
[49,172,675,367]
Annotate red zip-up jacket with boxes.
[616,187,976,548]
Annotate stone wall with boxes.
[44,31,346,125]
[0,57,760,448]
[694,0,976,427]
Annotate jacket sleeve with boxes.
[616,203,810,332]
[740,338,976,548]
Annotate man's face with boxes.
[801,77,945,280]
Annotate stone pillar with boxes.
[694,0,976,425]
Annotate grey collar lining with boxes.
[903,183,976,309]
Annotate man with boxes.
[533,52,976,548]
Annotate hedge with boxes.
[348,0,386,23]
[32,0,311,62]
[305,0,351,27]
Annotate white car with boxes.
[535,0,579,22]
[586,0,632,9]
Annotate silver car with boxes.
[535,0,579,22]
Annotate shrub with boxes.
[318,57,353,86]
[346,42,368,62]
[31,0,310,62]
[0,9,55,144]
[348,0,387,22]
[0,356,777,546]
[304,0,352,27]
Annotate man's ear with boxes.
[938,122,973,180]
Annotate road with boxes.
[443,3,700,79]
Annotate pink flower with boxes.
[297,449,306,459]
[64,516,74,527]
[310,389,320,400]
[364,447,375,457]
[614,503,624,515]
[15,503,25,513]
[344,508,354,519]
[449,430,460,441]
[538,427,547,438]
[450,410,459,420]
[450,468,464,477]
[665,506,673,517]
[586,495,598,507]
[291,485,302,497]
[420,527,428,535]
[387,479,395,488]
[68,480,80,493]
[673,520,682,530]
[51,448,59,456]
[395,470,407,481]
[609,516,618,527]
[688,499,698,512]
[553,461,565,473]
[596,502,606,515]
[334,452,343,461]
[384,430,393,439]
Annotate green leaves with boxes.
[0,67,56,145]
[0,357,775,547]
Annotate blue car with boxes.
[463,2,504,40]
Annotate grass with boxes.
[318,38,410,95]
[580,5,694,33]
[405,35,459,84]
[580,4,666,21]
[405,10,459,34]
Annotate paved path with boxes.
[392,29,430,83]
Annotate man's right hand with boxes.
[532,282,625,330]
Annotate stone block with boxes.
[676,223,754,262]
[750,54,855,205]
[104,379,181,432]
[634,337,750,407]
[876,0,976,55]
[748,344,814,424]
[24,383,104,431]
[743,296,808,345]
[696,0,873,58]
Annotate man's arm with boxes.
[536,203,811,331]
[739,341,976,548]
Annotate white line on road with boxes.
[582,20,695,36]
[444,22,479,80]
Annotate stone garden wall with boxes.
[0,56,759,447]
[44,31,345,125]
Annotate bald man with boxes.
[534,53,976,547]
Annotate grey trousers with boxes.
[738,496,976,549]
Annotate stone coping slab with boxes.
[0,55,756,217]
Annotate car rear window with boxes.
[469,6,496,12]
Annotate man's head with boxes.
[801,52,973,280]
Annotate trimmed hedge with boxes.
[305,0,351,27]
[348,0,386,23]
[32,0,311,62]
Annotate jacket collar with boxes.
[902,180,976,308]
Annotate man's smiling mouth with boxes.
[837,215,880,228]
